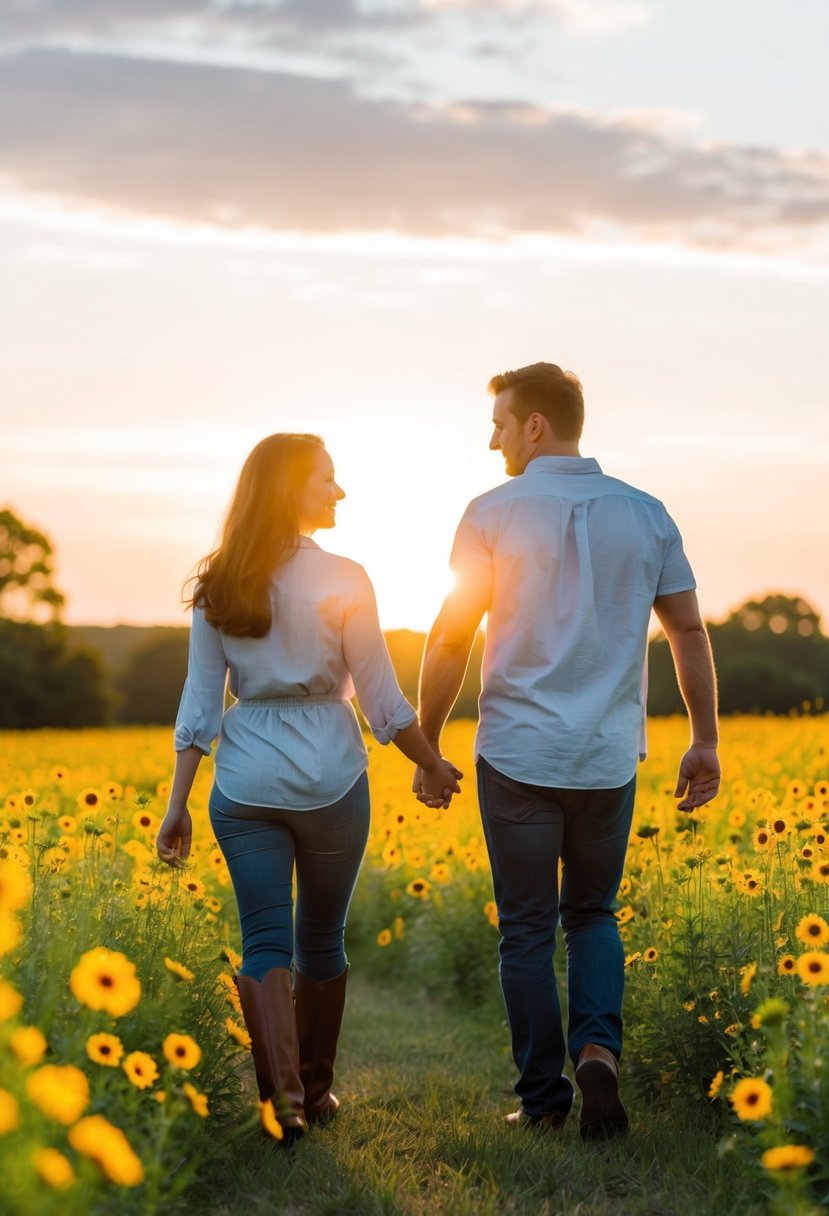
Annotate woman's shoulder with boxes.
[290,544,374,596]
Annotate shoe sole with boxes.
[576,1061,629,1141]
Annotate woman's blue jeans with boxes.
[476,755,636,1119]
[208,773,371,983]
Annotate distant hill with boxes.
[66,624,485,724]
[65,592,829,726]
[70,624,187,678]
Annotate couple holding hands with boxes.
[156,361,720,1144]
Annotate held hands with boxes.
[156,803,193,868]
[412,757,464,810]
[674,745,721,812]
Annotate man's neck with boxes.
[527,444,582,461]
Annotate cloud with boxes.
[421,0,652,35]
[1,49,827,258]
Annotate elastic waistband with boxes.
[235,694,347,709]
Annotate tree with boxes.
[647,592,829,716]
[0,508,110,727]
[117,634,190,724]
[0,619,112,728]
[0,507,65,623]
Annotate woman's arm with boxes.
[156,603,228,865]
[342,566,462,807]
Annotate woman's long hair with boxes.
[184,432,325,637]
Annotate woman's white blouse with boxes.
[174,537,417,809]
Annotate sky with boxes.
[1,0,828,634]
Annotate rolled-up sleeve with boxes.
[174,604,228,755]
[342,565,417,745]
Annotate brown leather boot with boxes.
[575,1043,628,1140]
[293,965,348,1123]
[233,968,308,1142]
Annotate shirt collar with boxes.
[522,455,602,476]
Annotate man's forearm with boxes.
[669,627,719,745]
[418,631,476,746]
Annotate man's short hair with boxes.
[487,362,584,442]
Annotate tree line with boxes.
[1,508,826,729]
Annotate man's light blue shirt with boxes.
[450,455,697,789]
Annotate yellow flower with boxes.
[32,1146,75,1189]
[25,1063,90,1124]
[10,1025,48,1065]
[69,947,141,1017]
[777,954,796,976]
[615,906,635,924]
[103,782,123,801]
[20,789,37,808]
[0,977,24,1021]
[86,1032,124,1067]
[222,946,243,972]
[737,870,763,896]
[182,1081,209,1117]
[376,929,392,947]
[123,1051,159,1090]
[57,815,77,833]
[49,766,70,783]
[795,913,829,947]
[0,858,32,913]
[740,962,758,996]
[796,951,829,986]
[226,1018,251,1049]
[643,947,659,963]
[182,877,205,899]
[430,861,451,884]
[752,827,773,851]
[164,957,195,982]
[154,1090,166,1103]
[0,1088,20,1135]
[761,1144,815,1172]
[68,1114,144,1187]
[162,1033,202,1070]
[707,1070,724,1099]
[752,997,789,1028]
[624,952,641,966]
[814,860,829,883]
[259,1098,284,1141]
[132,809,156,831]
[730,1077,773,1121]
[405,878,431,899]
[76,788,101,812]
[393,916,405,939]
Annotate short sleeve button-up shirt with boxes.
[450,455,696,789]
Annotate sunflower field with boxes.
[1,715,827,1215]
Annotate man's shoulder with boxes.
[593,472,667,510]
[462,471,669,516]
[461,478,526,519]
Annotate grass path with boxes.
[194,973,764,1216]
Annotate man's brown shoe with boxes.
[504,1109,567,1131]
[575,1044,628,1141]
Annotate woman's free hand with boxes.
[156,804,193,867]
[413,758,463,809]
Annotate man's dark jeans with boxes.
[476,755,636,1119]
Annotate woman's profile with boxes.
[155,432,462,1141]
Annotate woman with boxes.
[155,432,462,1142]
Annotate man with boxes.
[414,362,720,1140]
